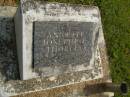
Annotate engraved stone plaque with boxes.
[15,2,103,80]
[33,21,96,68]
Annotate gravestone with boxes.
[15,0,103,80]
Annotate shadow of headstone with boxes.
[0,17,20,81]
[84,82,128,96]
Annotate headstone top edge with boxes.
[20,0,99,11]
[24,1,98,8]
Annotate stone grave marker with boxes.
[15,0,103,80]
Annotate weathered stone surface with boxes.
[0,6,17,17]
[33,21,96,68]
[15,2,102,80]
[0,17,19,81]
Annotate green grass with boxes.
[17,0,130,96]
[99,0,130,96]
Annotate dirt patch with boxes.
[0,0,17,6]
[12,78,108,97]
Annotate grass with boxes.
[99,0,130,96]
[16,0,19,4]
[16,0,130,96]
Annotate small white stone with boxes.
[48,76,56,81]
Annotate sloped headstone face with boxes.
[33,21,95,68]
[15,1,103,80]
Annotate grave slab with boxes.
[0,5,112,97]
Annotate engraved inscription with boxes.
[33,21,94,67]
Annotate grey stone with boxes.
[33,21,96,68]
[0,17,19,80]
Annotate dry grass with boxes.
[0,0,17,6]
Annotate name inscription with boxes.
[33,21,93,67]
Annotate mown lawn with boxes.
[12,0,130,96]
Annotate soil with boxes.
[12,78,108,97]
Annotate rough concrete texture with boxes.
[0,6,19,97]
[15,1,103,80]
[0,6,17,17]
[0,5,112,97]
